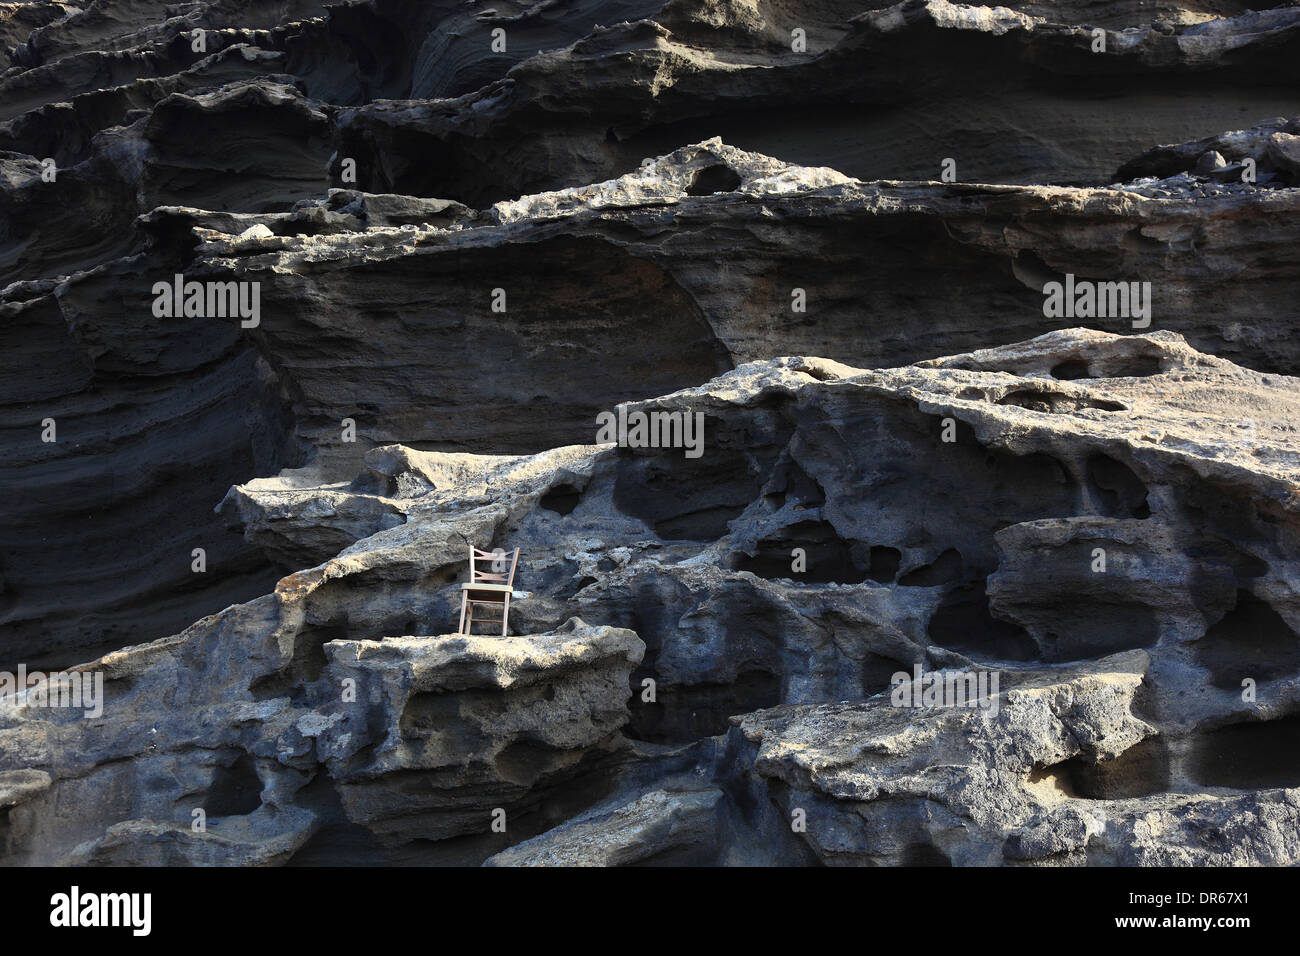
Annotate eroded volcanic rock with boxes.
[5,0,1300,672]
[4,0,1300,868]
[5,328,1300,865]
[17,134,1300,668]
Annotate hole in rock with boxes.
[1050,353,1164,380]
[540,484,583,515]
[763,458,827,510]
[861,653,909,697]
[898,548,963,587]
[204,754,263,816]
[493,739,572,787]
[993,450,1074,502]
[997,388,1125,413]
[613,421,788,543]
[685,163,742,196]
[627,670,780,744]
[1108,353,1163,378]
[1036,737,1171,800]
[901,842,952,866]
[1035,600,1160,662]
[1086,454,1150,518]
[866,546,901,584]
[1196,591,1300,690]
[928,585,1037,661]
[249,623,346,700]
[797,364,838,383]
[655,505,748,541]
[730,521,867,583]
[284,774,392,866]
[1050,360,1091,380]
[290,624,341,682]
[1189,715,1300,790]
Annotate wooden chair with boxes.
[458,546,520,636]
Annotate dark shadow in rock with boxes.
[1107,354,1163,378]
[1086,454,1150,518]
[1049,359,1091,380]
[540,483,583,516]
[1050,354,1163,380]
[1195,590,1300,691]
[1034,601,1159,662]
[901,842,952,866]
[864,545,901,583]
[685,163,742,196]
[628,671,779,744]
[204,754,263,816]
[997,387,1125,413]
[399,691,490,750]
[612,409,791,542]
[1035,737,1171,800]
[898,548,963,587]
[1189,715,1300,790]
[284,773,392,866]
[762,456,827,510]
[860,652,909,697]
[494,739,572,787]
[730,520,867,583]
[928,584,1038,661]
[249,622,346,701]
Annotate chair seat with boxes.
[461,583,512,592]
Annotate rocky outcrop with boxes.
[1117,115,1300,184]
[19,133,1300,667]
[330,3,1300,204]
[6,0,1300,669]
[4,0,1300,866]
[7,327,1298,865]
[0,589,644,864]
[731,654,1300,865]
[484,787,726,866]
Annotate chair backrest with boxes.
[468,546,519,588]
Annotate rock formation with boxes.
[2,0,1299,866]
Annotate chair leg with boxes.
[501,594,511,637]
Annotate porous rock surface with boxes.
[9,133,1300,668]
[5,328,1300,865]
[3,0,1300,866]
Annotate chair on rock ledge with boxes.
[459,546,521,636]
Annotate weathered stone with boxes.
[5,0,1300,868]
[484,788,725,866]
